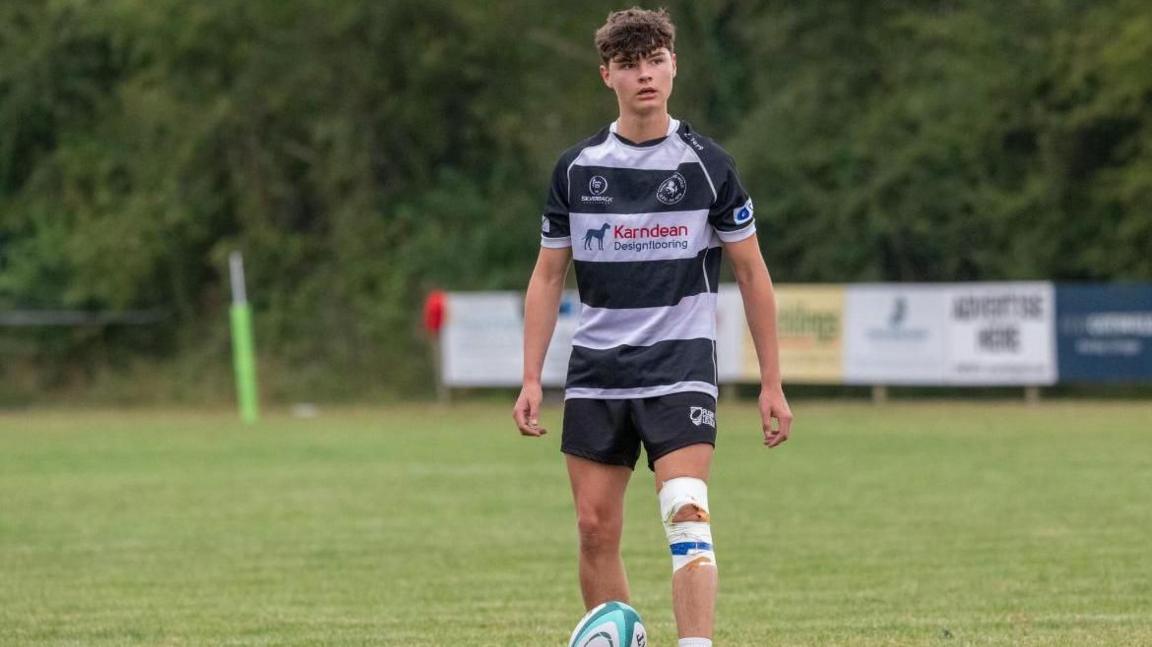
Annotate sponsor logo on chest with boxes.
[584,221,692,253]
[614,223,688,239]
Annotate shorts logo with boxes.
[656,172,687,205]
[589,175,608,196]
[733,198,754,225]
[689,406,716,428]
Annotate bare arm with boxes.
[725,234,793,447]
[512,246,572,437]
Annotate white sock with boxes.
[678,639,712,647]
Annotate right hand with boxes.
[512,383,547,437]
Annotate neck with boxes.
[615,110,670,144]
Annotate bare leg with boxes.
[654,444,717,639]
[566,454,633,609]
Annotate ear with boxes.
[599,64,612,89]
[670,52,677,79]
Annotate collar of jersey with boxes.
[609,118,680,149]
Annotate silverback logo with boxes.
[589,175,608,195]
[656,172,687,205]
[581,175,614,204]
[689,406,715,428]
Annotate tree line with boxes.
[1,1,1149,402]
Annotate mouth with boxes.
[637,87,659,99]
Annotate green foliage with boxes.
[1,1,1150,400]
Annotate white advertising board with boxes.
[441,288,744,387]
[440,283,1058,389]
[441,291,579,387]
[542,292,581,385]
[442,293,523,387]
[945,282,1056,385]
[843,285,951,384]
[715,285,746,382]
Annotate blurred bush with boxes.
[1,1,1149,402]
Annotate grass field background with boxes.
[1,400,1150,646]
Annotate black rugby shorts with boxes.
[561,392,718,471]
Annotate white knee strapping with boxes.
[659,477,715,573]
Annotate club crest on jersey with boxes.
[589,175,608,196]
[689,406,716,428]
[656,172,687,205]
[733,198,754,225]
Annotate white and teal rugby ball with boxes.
[568,601,646,647]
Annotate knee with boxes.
[576,510,622,554]
[660,477,716,572]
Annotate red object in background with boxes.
[423,290,446,334]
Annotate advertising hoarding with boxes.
[843,285,950,384]
[442,291,578,387]
[1056,284,1152,382]
[748,285,844,383]
[439,282,1140,389]
[715,286,746,382]
[945,282,1056,385]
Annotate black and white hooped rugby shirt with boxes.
[540,118,756,401]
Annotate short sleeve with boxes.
[708,157,756,243]
[540,158,572,248]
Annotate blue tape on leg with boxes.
[670,541,713,555]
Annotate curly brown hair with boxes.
[594,7,676,63]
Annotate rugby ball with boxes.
[568,601,646,647]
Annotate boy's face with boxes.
[600,47,676,117]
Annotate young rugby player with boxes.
[512,8,792,645]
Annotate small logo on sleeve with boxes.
[689,406,716,428]
[733,198,754,225]
[541,215,550,234]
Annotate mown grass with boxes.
[1,401,1150,645]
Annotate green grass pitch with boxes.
[1,401,1150,645]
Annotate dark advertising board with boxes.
[1056,284,1152,382]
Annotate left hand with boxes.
[512,382,547,437]
[759,385,792,448]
